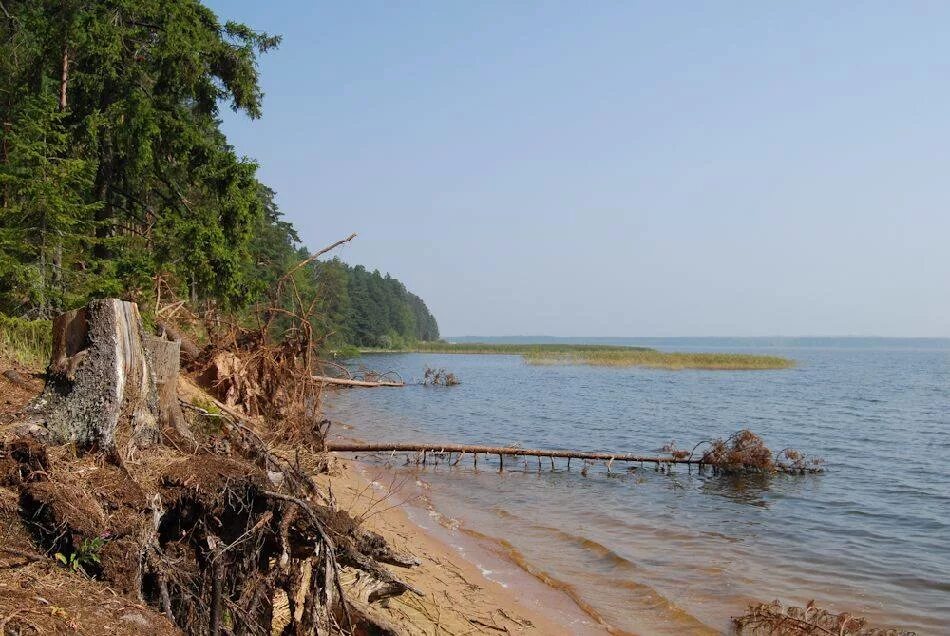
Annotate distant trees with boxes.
[314,260,439,349]
[0,1,439,348]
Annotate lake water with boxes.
[326,338,950,634]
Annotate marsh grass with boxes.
[525,349,794,370]
[397,342,793,370]
[0,314,52,368]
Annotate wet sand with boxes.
[319,456,607,635]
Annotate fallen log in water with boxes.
[327,442,696,467]
[327,435,824,474]
[313,375,404,388]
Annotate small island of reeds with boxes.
[399,342,794,370]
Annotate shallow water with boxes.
[326,339,950,634]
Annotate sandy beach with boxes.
[318,456,606,635]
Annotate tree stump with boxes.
[40,299,160,456]
[144,335,194,445]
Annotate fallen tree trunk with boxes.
[313,375,404,388]
[327,442,697,465]
[155,320,200,366]
[328,437,825,474]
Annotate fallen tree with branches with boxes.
[327,430,824,475]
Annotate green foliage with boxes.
[409,342,653,354]
[341,262,439,347]
[0,314,53,367]
[55,535,106,576]
[524,349,794,370]
[1,0,278,310]
[0,94,99,316]
[0,1,440,351]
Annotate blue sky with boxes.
[206,1,949,337]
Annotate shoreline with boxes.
[319,454,607,634]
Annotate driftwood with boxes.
[328,442,700,467]
[313,375,404,388]
[6,299,418,635]
[327,439,824,474]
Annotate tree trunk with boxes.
[41,299,160,457]
[144,335,193,445]
[156,320,200,367]
[59,46,69,111]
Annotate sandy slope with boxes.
[319,458,585,635]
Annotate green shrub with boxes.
[0,314,51,367]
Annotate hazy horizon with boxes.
[208,2,950,338]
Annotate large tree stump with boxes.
[41,299,160,455]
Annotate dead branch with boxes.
[328,435,824,474]
[329,442,701,466]
[280,233,357,284]
[314,375,404,388]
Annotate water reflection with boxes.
[697,472,773,508]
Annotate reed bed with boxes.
[525,349,794,370]
[395,342,793,370]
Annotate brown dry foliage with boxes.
[734,599,914,635]
[422,366,460,387]
[169,235,361,448]
[701,430,775,473]
[694,430,823,475]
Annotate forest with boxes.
[0,0,438,351]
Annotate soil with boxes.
[0,355,177,634]
[0,353,576,635]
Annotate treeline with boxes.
[0,1,437,349]
[315,260,439,349]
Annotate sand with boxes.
[318,457,603,635]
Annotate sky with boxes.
[205,1,950,337]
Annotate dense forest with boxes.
[0,0,437,350]
[317,259,439,348]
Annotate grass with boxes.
[369,342,794,370]
[0,314,52,368]
[525,349,794,370]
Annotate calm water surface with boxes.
[326,339,950,634]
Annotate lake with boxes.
[326,338,950,634]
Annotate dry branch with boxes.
[328,442,697,466]
[328,434,824,475]
[313,375,404,388]
[280,233,357,283]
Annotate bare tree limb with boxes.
[280,233,357,283]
